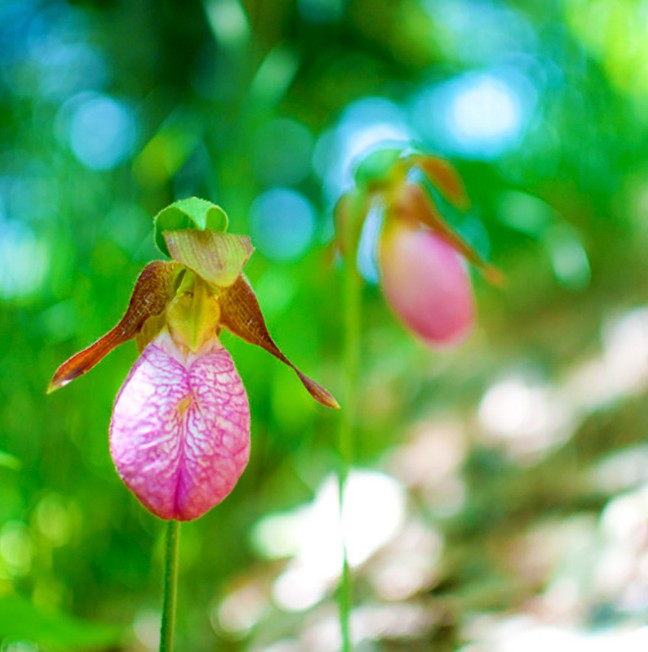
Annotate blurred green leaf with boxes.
[0,452,20,471]
[0,595,123,648]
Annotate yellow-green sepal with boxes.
[353,147,403,192]
[164,230,253,288]
[165,274,222,353]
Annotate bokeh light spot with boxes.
[253,118,314,187]
[0,220,49,300]
[425,0,536,64]
[546,223,591,290]
[0,521,32,576]
[34,494,71,547]
[250,188,316,262]
[216,584,267,635]
[254,470,406,612]
[314,97,412,199]
[413,70,535,158]
[496,190,554,237]
[32,41,107,100]
[299,0,344,23]
[204,0,249,49]
[66,93,136,170]
[356,206,383,284]
[478,374,573,458]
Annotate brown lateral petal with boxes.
[407,155,470,211]
[388,183,503,285]
[164,230,253,288]
[48,261,182,393]
[220,275,340,409]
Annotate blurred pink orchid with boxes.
[379,220,475,346]
[336,152,501,346]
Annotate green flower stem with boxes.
[160,520,180,652]
[337,212,363,652]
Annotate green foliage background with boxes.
[2,0,648,650]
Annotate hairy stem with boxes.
[160,520,180,652]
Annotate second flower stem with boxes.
[160,520,180,652]
[337,211,363,652]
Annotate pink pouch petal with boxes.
[110,332,250,521]
[379,222,475,346]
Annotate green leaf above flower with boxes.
[353,147,403,191]
[154,197,229,256]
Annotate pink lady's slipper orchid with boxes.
[379,219,474,346]
[336,151,501,346]
[49,199,338,521]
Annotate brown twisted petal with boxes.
[388,183,503,285]
[47,261,182,393]
[407,155,471,211]
[220,275,340,409]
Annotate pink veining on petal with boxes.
[109,332,250,521]
[379,222,475,346]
